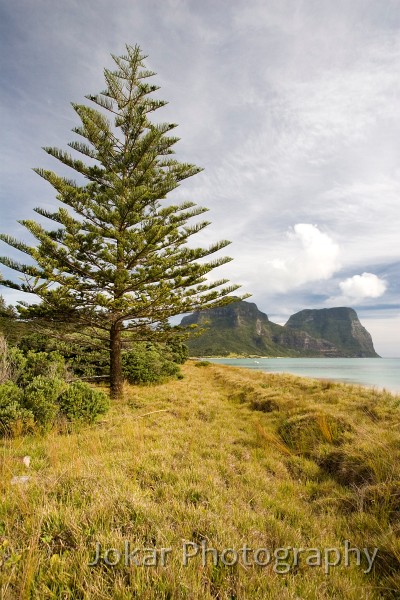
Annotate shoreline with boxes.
[194,356,400,396]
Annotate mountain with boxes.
[285,307,379,357]
[181,301,292,357]
[180,301,379,357]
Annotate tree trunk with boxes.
[110,322,123,400]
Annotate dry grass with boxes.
[1,363,399,599]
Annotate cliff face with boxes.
[285,308,379,357]
[180,302,289,357]
[181,302,379,357]
[272,328,338,356]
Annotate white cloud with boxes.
[338,272,387,301]
[229,223,341,294]
[326,272,388,306]
[267,224,340,291]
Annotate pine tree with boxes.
[0,45,248,398]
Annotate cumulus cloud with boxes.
[263,224,341,292]
[338,272,387,301]
[326,272,388,306]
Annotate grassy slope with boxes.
[186,323,299,357]
[1,363,399,599]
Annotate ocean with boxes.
[206,357,400,395]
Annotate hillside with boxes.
[181,301,379,357]
[180,301,294,357]
[1,363,399,598]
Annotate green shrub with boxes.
[0,380,23,407]
[58,381,109,424]
[7,346,27,382]
[18,351,67,387]
[122,343,181,384]
[18,332,110,378]
[166,339,189,364]
[23,376,66,430]
[0,381,34,437]
[64,345,109,378]
[0,334,26,384]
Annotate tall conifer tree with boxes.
[0,45,247,398]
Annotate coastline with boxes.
[197,356,400,396]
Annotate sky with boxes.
[0,0,399,356]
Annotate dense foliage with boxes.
[0,334,109,436]
[0,381,33,436]
[122,342,182,384]
[57,381,110,424]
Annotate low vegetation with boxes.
[122,342,187,385]
[0,335,109,436]
[0,331,189,437]
[1,361,399,598]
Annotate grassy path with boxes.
[1,363,399,599]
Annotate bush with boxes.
[0,381,34,437]
[122,343,181,384]
[23,376,66,430]
[6,346,27,382]
[166,340,189,364]
[18,332,110,379]
[58,381,109,424]
[0,334,26,384]
[18,351,67,386]
[0,341,109,433]
[65,345,109,378]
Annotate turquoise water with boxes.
[207,358,400,395]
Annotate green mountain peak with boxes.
[181,301,379,357]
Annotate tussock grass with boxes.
[1,363,399,599]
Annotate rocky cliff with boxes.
[180,301,379,357]
[285,307,379,357]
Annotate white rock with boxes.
[22,456,31,468]
[11,476,31,485]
